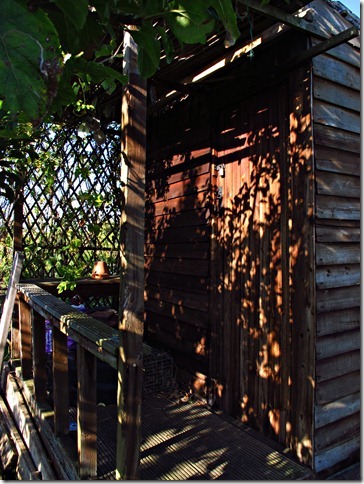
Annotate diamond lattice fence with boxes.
[1,123,122,284]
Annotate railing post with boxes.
[53,326,69,435]
[19,299,32,379]
[11,295,20,360]
[32,311,47,402]
[77,345,97,478]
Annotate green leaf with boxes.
[0,0,62,122]
[73,58,127,92]
[165,1,216,44]
[130,24,161,78]
[156,27,174,64]
[209,0,240,47]
[50,0,89,31]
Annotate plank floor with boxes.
[83,394,313,480]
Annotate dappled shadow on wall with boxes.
[144,93,314,464]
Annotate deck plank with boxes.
[92,395,312,480]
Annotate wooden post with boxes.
[77,345,97,479]
[116,30,146,480]
[53,326,69,435]
[0,252,23,373]
[19,299,32,380]
[13,182,23,253]
[32,311,47,402]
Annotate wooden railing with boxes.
[11,282,120,479]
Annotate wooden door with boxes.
[210,83,292,438]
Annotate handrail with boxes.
[13,282,120,478]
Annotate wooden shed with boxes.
[144,0,360,474]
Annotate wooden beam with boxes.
[116,29,146,480]
[237,0,326,38]
[281,26,359,66]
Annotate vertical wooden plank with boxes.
[288,62,315,466]
[52,326,69,435]
[277,82,292,446]
[116,29,146,480]
[32,311,47,402]
[0,252,23,371]
[18,299,32,380]
[207,146,222,407]
[11,296,20,361]
[13,184,24,253]
[77,345,97,479]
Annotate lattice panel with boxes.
[20,124,122,279]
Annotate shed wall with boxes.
[146,33,316,467]
[312,32,360,472]
[145,94,213,388]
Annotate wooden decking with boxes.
[84,395,312,480]
[3,363,359,480]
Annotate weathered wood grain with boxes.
[0,393,40,480]
[145,256,209,276]
[148,172,211,203]
[147,160,210,184]
[314,434,360,473]
[146,270,208,295]
[0,252,23,369]
[316,195,360,220]
[78,346,97,479]
[316,243,360,265]
[316,225,360,243]
[313,78,360,112]
[316,285,360,313]
[315,413,360,452]
[316,171,360,198]
[17,284,119,367]
[145,241,210,260]
[316,350,360,382]
[32,311,47,402]
[313,54,360,90]
[314,101,360,133]
[146,284,209,311]
[316,264,360,289]
[146,208,209,228]
[19,299,32,380]
[5,372,56,479]
[150,224,210,244]
[316,371,360,405]
[147,191,208,217]
[317,307,360,336]
[311,36,360,68]
[145,297,209,329]
[314,124,360,153]
[315,391,360,428]
[316,330,360,360]
[315,146,360,175]
[52,327,69,436]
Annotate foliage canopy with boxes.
[0,0,241,288]
[0,0,240,131]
